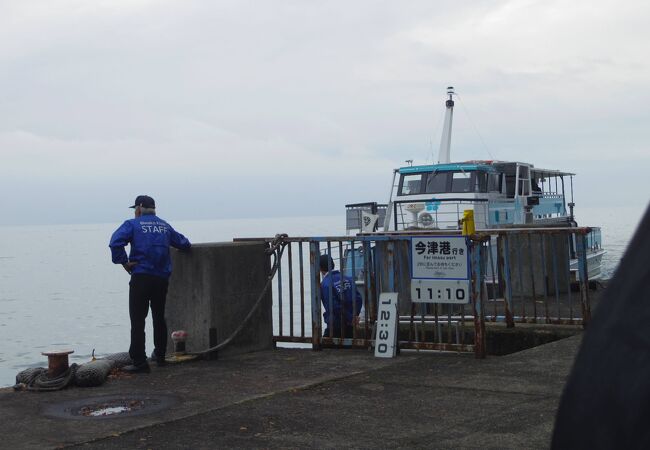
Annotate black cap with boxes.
[319,254,334,272]
[129,195,155,209]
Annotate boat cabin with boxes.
[382,161,574,231]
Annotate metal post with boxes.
[471,239,486,359]
[515,234,526,321]
[488,238,498,321]
[288,242,294,337]
[501,235,515,327]
[277,243,283,337]
[351,240,357,339]
[387,240,396,349]
[299,242,305,337]
[338,241,345,340]
[363,240,372,340]
[527,234,538,323]
[566,234,574,324]
[550,235,561,321]
[540,234,551,323]
[387,241,395,292]
[309,241,322,350]
[575,233,592,327]
[327,241,334,340]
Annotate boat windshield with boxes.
[399,170,491,195]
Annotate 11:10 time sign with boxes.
[410,236,471,304]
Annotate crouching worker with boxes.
[319,254,363,338]
[109,195,191,373]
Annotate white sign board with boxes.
[411,236,469,279]
[374,293,398,358]
[410,236,471,304]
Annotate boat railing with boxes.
[586,227,603,251]
[235,226,596,358]
[390,198,489,231]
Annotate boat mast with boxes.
[437,86,455,164]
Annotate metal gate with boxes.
[237,227,595,359]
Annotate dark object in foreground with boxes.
[552,204,650,449]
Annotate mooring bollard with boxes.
[41,350,74,377]
[171,330,188,354]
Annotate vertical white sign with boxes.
[375,293,398,358]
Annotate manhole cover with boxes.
[42,394,177,420]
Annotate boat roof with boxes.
[398,160,575,176]
[399,163,497,174]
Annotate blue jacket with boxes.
[109,214,191,279]
[320,270,363,328]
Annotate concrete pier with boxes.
[0,236,604,448]
[0,336,581,449]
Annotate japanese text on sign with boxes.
[411,236,469,279]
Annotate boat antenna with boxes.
[437,86,455,164]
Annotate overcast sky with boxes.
[1,0,648,226]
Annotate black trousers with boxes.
[129,274,169,365]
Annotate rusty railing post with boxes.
[500,234,515,328]
[575,231,592,327]
[309,241,322,350]
[471,238,486,359]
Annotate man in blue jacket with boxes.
[109,195,191,373]
[319,254,363,339]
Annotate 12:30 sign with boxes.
[375,293,398,358]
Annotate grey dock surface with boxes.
[0,335,580,449]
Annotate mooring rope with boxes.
[13,364,79,392]
[13,352,132,392]
[188,233,288,356]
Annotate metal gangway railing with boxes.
[236,226,595,358]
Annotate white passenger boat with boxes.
[346,87,606,280]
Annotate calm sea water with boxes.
[0,206,645,387]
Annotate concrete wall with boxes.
[166,242,273,359]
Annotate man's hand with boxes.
[122,261,138,274]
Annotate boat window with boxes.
[518,180,530,196]
[487,173,500,192]
[425,171,449,193]
[398,173,425,195]
[475,172,488,193]
[450,172,471,193]
[518,166,530,196]
[505,175,516,198]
